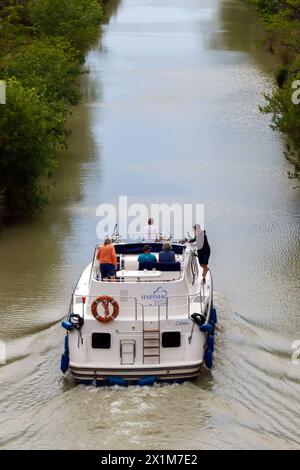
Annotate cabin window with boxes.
[162,332,181,348]
[92,333,111,349]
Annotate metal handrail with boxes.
[72,293,138,320]
[88,245,99,285]
[90,242,187,283]
[140,303,145,364]
[73,289,206,302]
[94,276,182,283]
[158,304,161,363]
[164,289,208,314]
[92,262,183,283]
[72,275,211,321]
[207,268,213,319]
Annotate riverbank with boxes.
[0,0,108,223]
[245,0,300,178]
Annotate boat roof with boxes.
[111,242,186,255]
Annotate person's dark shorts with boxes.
[197,249,210,265]
[100,263,115,278]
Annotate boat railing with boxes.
[71,286,209,321]
[88,245,99,285]
[164,287,207,317]
[89,242,187,283]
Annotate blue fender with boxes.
[210,307,218,324]
[204,349,213,369]
[61,353,69,374]
[200,323,214,335]
[207,335,214,353]
[60,335,69,373]
[64,334,69,354]
[108,376,128,386]
[62,320,74,331]
[138,376,157,386]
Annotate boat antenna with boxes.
[111,223,117,238]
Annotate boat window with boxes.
[92,333,111,349]
[162,332,181,348]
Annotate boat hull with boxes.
[69,361,203,385]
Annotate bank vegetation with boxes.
[247,0,300,178]
[0,0,106,222]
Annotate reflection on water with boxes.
[211,0,279,73]
[0,0,299,450]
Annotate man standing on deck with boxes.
[143,218,158,242]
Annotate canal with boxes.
[0,0,299,449]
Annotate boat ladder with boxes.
[142,306,161,365]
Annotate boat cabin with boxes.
[93,242,186,283]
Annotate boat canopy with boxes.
[113,242,186,255]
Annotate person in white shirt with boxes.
[143,218,158,242]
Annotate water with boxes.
[0,0,299,450]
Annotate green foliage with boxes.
[0,78,68,214]
[248,0,300,177]
[5,38,81,105]
[261,74,300,144]
[260,71,300,177]
[0,1,33,57]
[29,0,103,49]
[0,1,104,220]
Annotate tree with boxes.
[29,0,103,50]
[0,1,105,220]
[5,38,81,105]
[0,78,68,215]
[0,1,32,57]
[248,0,300,177]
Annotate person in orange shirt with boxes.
[97,238,117,280]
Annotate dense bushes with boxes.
[0,78,68,213]
[5,38,81,105]
[248,1,300,177]
[0,0,104,220]
[30,0,103,50]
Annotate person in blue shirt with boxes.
[138,245,157,264]
[159,242,176,262]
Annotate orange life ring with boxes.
[91,295,119,323]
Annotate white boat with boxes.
[61,240,217,385]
